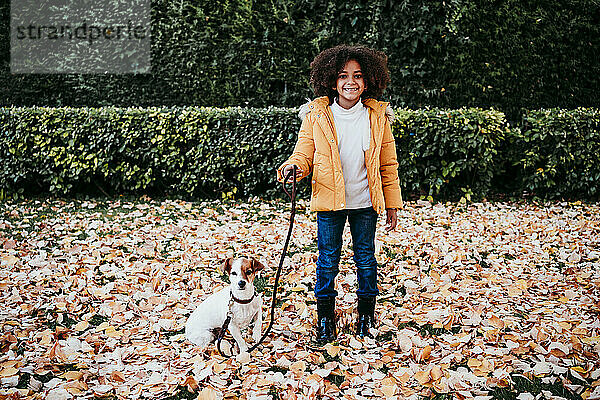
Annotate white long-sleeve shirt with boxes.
[330,99,372,209]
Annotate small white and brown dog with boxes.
[185,257,264,354]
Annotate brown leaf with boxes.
[110,371,126,383]
[182,375,198,392]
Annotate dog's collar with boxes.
[232,293,255,304]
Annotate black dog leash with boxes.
[217,166,297,356]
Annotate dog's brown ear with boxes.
[221,258,234,275]
[250,258,265,273]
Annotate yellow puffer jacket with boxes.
[277,96,403,213]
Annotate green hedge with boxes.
[1,106,599,201]
[394,108,510,200]
[511,108,600,198]
[0,106,301,200]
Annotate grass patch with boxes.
[254,276,268,293]
[59,313,78,328]
[377,330,395,342]
[17,370,55,389]
[302,241,318,253]
[324,373,345,387]
[89,314,109,326]
[378,364,391,375]
[160,386,197,400]
[162,327,185,338]
[382,245,398,260]
[398,321,461,336]
[220,273,230,284]
[421,392,452,400]
[489,374,583,400]
[267,386,281,400]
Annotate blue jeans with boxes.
[315,207,379,300]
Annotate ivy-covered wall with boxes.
[1,1,598,121]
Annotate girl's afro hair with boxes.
[309,44,391,102]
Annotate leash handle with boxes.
[281,165,297,201]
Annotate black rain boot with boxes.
[356,296,376,339]
[315,297,337,344]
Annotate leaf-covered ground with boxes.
[0,198,599,400]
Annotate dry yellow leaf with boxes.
[484,328,500,342]
[571,366,589,375]
[548,342,570,357]
[381,377,397,386]
[74,320,89,331]
[1,255,18,266]
[197,387,219,400]
[3,198,599,400]
[64,380,87,395]
[324,343,340,357]
[95,321,110,331]
[487,315,505,329]
[213,362,227,374]
[182,375,198,392]
[573,327,588,335]
[397,333,413,353]
[558,321,572,330]
[255,377,272,387]
[110,371,126,382]
[433,376,450,393]
[290,360,306,377]
[235,351,251,364]
[508,286,522,297]
[61,371,83,381]
[380,383,397,398]
[472,359,494,376]
[349,336,363,350]
[397,372,410,385]
[0,367,18,377]
[105,326,121,338]
[0,361,18,369]
[516,279,529,289]
[415,370,431,385]
[39,333,53,346]
[581,336,600,344]
[420,345,432,361]
[443,314,455,330]
[430,365,443,380]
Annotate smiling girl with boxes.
[277,45,402,344]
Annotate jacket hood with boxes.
[298,96,395,123]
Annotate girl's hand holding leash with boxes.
[282,164,303,180]
[385,208,397,231]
